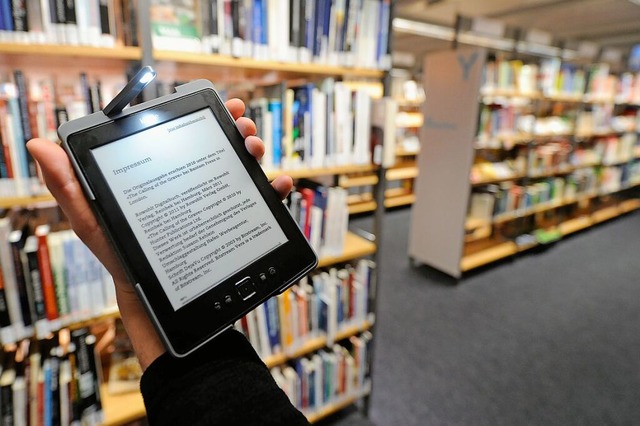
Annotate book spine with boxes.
[24,236,48,337]
[35,227,59,323]
[9,231,35,328]
[11,0,29,33]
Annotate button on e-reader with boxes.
[235,277,256,300]
[214,302,222,311]
[259,273,267,283]
[268,267,277,276]
[224,295,233,305]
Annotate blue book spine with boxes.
[253,0,263,45]
[268,100,282,167]
[0,1,4,31]
[265,298,280,350]
[1,0,13,31]
[6,97,28,178]
[304,0,315,51]
[377,0,390,63]
[44,360,52,426]
[313,0,325,57]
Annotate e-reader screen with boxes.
[91,108,288,310]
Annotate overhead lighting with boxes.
[393,17,578,59]
[393,18,455,41]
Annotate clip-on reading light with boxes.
[103,66,157,117]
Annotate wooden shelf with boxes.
[339,174,379,188]
[592,206,621,224]
[559,216,593,236]
[264,164,377,181]
[348,201,377,215]
[619,199,640,213]
[304,383,372,423]
[471,173,527,186]
[0,43,141,60]
[386,166,418,181]
[385,193,415,208]
[101,384,146,426]
[0,194,55,209]
[99,320,374,426]
[318,232,376,268]
[264,319,374,368]
[461,240,517,272]
[154,50,384,79]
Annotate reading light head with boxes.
[103,66,157,118]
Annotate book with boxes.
[9,229,36,330]
[23,235,49,338]
[150,0,202,52]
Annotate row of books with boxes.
[477,100,640,149]
[527,135,640,176]
[469,163,640,221]
[0,0,136,47]
[271,331,372,413]
[248,79,397,171]
[0,328,103,426]
[151,0,392,70]
[236,260,374,359]
[286,183,348,258]
[0,70,125,183]
[575,107,640,137]
[482,58,640,104]
[0,219,117,345]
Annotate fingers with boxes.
[236,117,257,138]
[245,135,265,160]
[271,175,293,201]
[225,98,245,120]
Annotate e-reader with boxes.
[58,69,318,357]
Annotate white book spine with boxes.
[311,89,326,168]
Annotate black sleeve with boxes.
[139,329,310,426]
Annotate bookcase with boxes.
[409,47,640,278]
[0,0,392,424]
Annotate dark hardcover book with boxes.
[46,346,61,426]
[290,0,300,48]
[209,0,219,50]
[98,0,111,34]
[79,72,93,115]
[9,229,35,327]
[299,0,307,50]
[13,70,36,176]
[64,0,75,26]
[0,262,12,328]
[24,236,47,323]
[11,0,29,32]
[71,329,102,421]
[51,0,66,25]
[89,81,102,113]
[313,0,325,57]
[0,351,16,425]
[230,0,239,38]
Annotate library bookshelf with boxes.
[92,236,377,426]
[0,2,390,418]
[409,47,640,278]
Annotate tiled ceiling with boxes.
[393,0,640,66]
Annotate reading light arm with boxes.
[103,66,157,118]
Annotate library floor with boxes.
[319,207,640,426]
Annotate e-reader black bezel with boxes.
[63,86,317,356]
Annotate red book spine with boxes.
[300,188,315,239]
[35,229,59,321]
